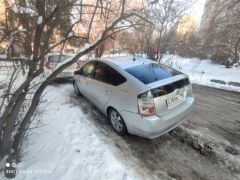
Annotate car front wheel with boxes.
[108,108,127,136]
[73,80,81,96]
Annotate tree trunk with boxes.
[95,43,105,58]
[11,39,102,160]
[232,37,240,65]
[1,85,30,158]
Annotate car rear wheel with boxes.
[73,80,81,96]
[108,108,127,136]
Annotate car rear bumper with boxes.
[120,97,194,139]
[57,71,73,78]
[44,71,74,78]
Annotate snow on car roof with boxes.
[103,56,154,69]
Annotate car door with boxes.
[91,62,114,111]
[76,61,96,99]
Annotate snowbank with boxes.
[0,84,137,180]
[160,54,240,92]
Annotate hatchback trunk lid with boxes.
[148,75,191,116]
[125,62,191,116]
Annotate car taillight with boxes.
[76,61,81,69]
[137,91,156,116]
[44,61,52,69]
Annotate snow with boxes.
[11,5,36,16]
[19,28,27,32]
[160,54,240,92]
[37,16,43,25]
[103,52,129,58]
[0,26,5,30]
[106,16,118,29]
[0,84,137,179]
[67,32,74,38]
[82,43,91,51]
[0,54,7,59]
[179,126,240,173]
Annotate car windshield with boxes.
[48,55,73,63]
[125,63,182,84]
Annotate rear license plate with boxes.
[166,93,186,109]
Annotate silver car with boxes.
[44,53,83,78]
[73,57,194,138]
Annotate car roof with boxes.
[100,56,154,69]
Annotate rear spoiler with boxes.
[146,74,188,90]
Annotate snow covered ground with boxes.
[160,54,240,92]
[1,82,239,180]
[0,84,138,180]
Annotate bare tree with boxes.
[117,28,145,56]
[171,15,198,57]
[115,0,193,60]
[0,0,148,177]
[143,0,193,61]
[199,0,240,67]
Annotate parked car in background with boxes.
[44,53,85,78]
[73,57,194,138]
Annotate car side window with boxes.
[80,61,96,78]
[94,62,112,84]
[111,68,126,86]
[93,62,126,86]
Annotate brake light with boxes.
[44,61,52,70]
[137,91,156,116]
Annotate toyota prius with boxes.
[73,57,194,138]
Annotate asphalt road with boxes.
[66,82,240,180]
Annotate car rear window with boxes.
[125,63,182,84]
[48,55,72,63]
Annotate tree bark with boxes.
[232,37,240,65]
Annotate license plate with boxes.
[166,93,186,109]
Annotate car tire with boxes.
[73,80,81,96]
[108,108,127,136]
